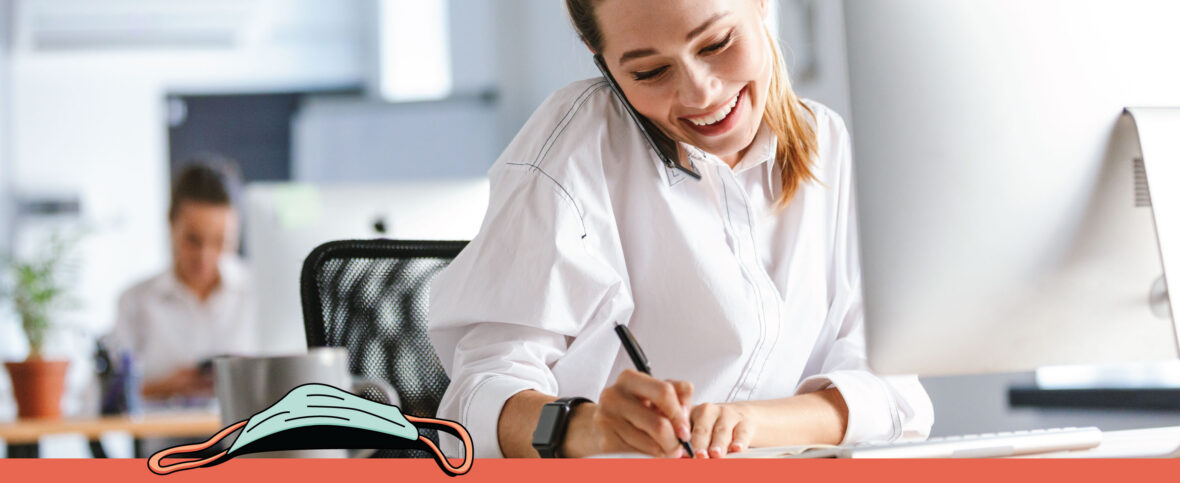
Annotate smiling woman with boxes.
[428,0,933,459]
[569,0,818,205]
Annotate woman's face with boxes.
[170,201,237,290]
[595,0,772,165]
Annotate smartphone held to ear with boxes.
[593,55,702,181]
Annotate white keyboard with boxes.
[793,427,1103,458]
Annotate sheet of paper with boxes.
[723,444,839,459]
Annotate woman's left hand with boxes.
[688,402,755,458]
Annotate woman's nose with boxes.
[203,247,221,265]
[677,63,723,110]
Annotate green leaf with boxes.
[3,229,87,357]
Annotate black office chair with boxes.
[301,239,467,458]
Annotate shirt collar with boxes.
[731,122,778,175]
[677,122,779,196]
[150,267,186,299]
[152,255,246,303]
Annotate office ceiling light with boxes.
[372,0,452,102]
[19,0,257,51]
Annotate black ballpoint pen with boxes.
[614,323,695,458]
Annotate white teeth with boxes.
[687,93,740,127]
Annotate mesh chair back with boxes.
[301,239,467,458]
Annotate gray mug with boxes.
[213,347,399,458]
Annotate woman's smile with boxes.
[680,86,746,137]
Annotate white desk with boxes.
[1018,426,1180,458]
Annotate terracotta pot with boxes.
[5,358,70,420]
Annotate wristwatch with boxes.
[532,397,592,458]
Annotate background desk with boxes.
[923,372,1180,437]
[0,411,220,458]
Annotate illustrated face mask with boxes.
[147,383,473,476]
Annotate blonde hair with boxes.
[760,25,818,207]
[566,0,819,207]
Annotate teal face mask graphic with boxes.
[148,383,473,476]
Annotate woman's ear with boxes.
[758,0,769,21]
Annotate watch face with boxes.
[534,404,565,444]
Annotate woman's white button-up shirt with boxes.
[429,79,934,458]
[108,256,258,383]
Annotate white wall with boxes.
[0,0,16,424]
[0,0,10,246]
[779,0,852,120]
[0,0,10,226]
[492,0,600,148]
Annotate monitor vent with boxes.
[1134,158,1152,208]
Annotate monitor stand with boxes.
[1126,107,1180,344]
[1015,108,1180,410]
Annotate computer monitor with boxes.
[843,0,1180,376]
[243,180,489,355]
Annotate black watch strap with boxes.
[532,397,593,458]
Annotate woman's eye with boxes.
[632,66,669,81]
[701,32,734,54]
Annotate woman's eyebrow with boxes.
[685,12,730,41]
[619,48,658,65]
[618,11,732,66]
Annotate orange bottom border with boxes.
[0,458,1175,483]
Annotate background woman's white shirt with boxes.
[428,78,934,458]
[108,255,258,383]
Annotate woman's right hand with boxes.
[564,369,693,458]
[142,367,213,400]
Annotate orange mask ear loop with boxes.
[405,415,475,476]
[147,420,247,475]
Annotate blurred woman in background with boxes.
[107,159,257,401]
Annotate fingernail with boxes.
[730,442,745,453]
[677,423,691,441]
[694,449,707,459]
[710,446,722,458]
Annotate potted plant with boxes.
[4,234,78,420]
